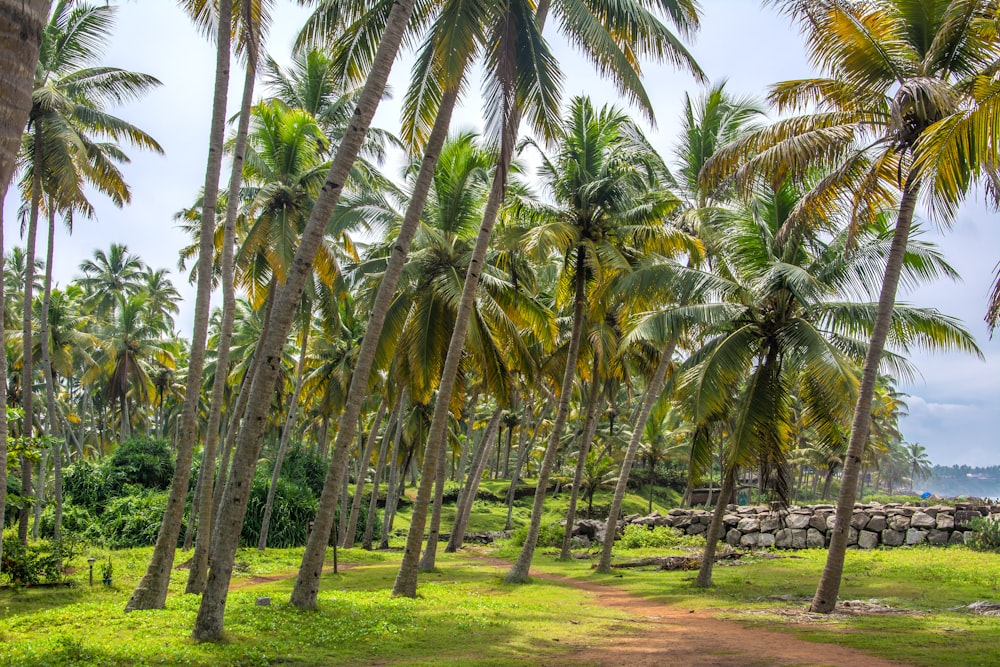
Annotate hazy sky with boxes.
[4,0,998,468]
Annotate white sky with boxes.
[3,0,998,467]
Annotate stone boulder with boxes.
[806,528,825,548]
[910,512,936,529]
[882,529,905,546]
[906,528,927,545]
[786,513,811,530]
[726,528,742,546]
[927,529,950,545]
[935,513,955,530]
[737,517,760,533]
[858,530,879,549]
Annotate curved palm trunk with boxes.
[695,465,736,587]
[289,80,462,611]
[0,196,7,566]
[364,402,398,550]
[0,0,47,191]
[344,398,386,548]
[39,204,62,547]
[194,0,418,637]
[126,0,233,613]
[380,392,408,549]
[560,364,603,559]
[258,324,310,551]
[445,406,503,552]
[187,47,257,594]
[417,424,451,571]
[596,341,677,573]
[504,247,587,584]
[811,177,919,614]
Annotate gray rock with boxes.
[847,526,859,545]
[927,529,950,545]
[812,504,835,511]
[686,522,707,535]
[737,517,761,533]
[791,529,808,549]
[882,529,905,546]
[775,528,793,549]
[806,528,826,548]
[758,532,776,548]
[255,597,271,606]
[726,528,742,546]
[858,530,879,549]
[887,515,911,531]
[948,530,966,546]
[935,513,955,530]
[866,516,887,532]
[571,535,591,548]
[955,510,980,527]
[910,512,936,529]
[723,514,740,527]
[786,513,811,530]
[740,532,761,547]
[850,512,871,530]
[923,507,940,519]
[760,515,781,533]
[906,528,927,545]
[809,515,828,532]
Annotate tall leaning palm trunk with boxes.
[126,0,233,612]
[186,41,258,595]
[0,196,9,566]
[392,96,525,595]
[343,398,386,548]
[560,360,602,559]
[39,205,62,545]
[0,0,47,191]
[596,341,676,572]
[194,0,420,639]
[811,177,918,612]
[503,246,587,584]
[288,81,464,611]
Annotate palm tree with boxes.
[195,0,422,639]
[78,243,146,317]
[708,0,1000,612]
[905,442,932,490]
[507,96,695,582]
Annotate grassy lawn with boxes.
[0,545,634,667]
[511,540,1000,667]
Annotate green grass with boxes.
[516,541,1000,667]
[0,546,633,667]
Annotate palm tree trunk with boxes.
[0,193,8,567]
[258,324,310,551]
[695,465,736,587]
[289,77,463,612]
[364,402,397,550]
[454,392,479,483]
[445,407,503,552]
[0,0,47,191]
[343,398,386,548]
[505,403,544,531]
[380,392,408,550]
[504,246,587,585]
[560,360,603,559]
[596,340,677,573]
[39,203,62,546]
[127,0,233,613]
[811,175,919,614]
[417,424,451,571]
[186,44,257,594]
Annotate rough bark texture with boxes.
[445,407,503,552]
[380,394,407,549]
[505,247,586,584]
[0,194,8,567]
[560,367,602,559]
[0,0,47,190]
[289,79,461,611]
[39,206,62,545]
[417,427,451,571]
[258,325,310,551]
[193,0,418,638]
[19,131,40,545]
[363,403,397,550]
[811,177,919,613]
[695,466,736,587]
[126,0,232,613]
[343,399,386,548]
[187,49,255,595]
[597,343,676,573]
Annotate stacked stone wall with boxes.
[615,503,999,549]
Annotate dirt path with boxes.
[476,557,911,667]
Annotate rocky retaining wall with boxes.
[571,503,999,549]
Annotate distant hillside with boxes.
[924,465,1000,499]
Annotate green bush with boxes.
[509,522,564,548]
[63,459,121,513]
[242,477,318,548]
[966,516,1000,552]
[107,436,174,490]
[40,504,96,540]
[97,489,171,548]
[617,524,702,549]
[0,534,64,587]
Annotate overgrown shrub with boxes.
[510,522,564,548]
[63,459,124,513]
[98,489,171,548]
[618,524,702,549]
[967,516,1000,552]
[0,534,64,586]
[242,477,318,548]
[40,504,96,540]
[281,446,327,497]
[107,436,174,490]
